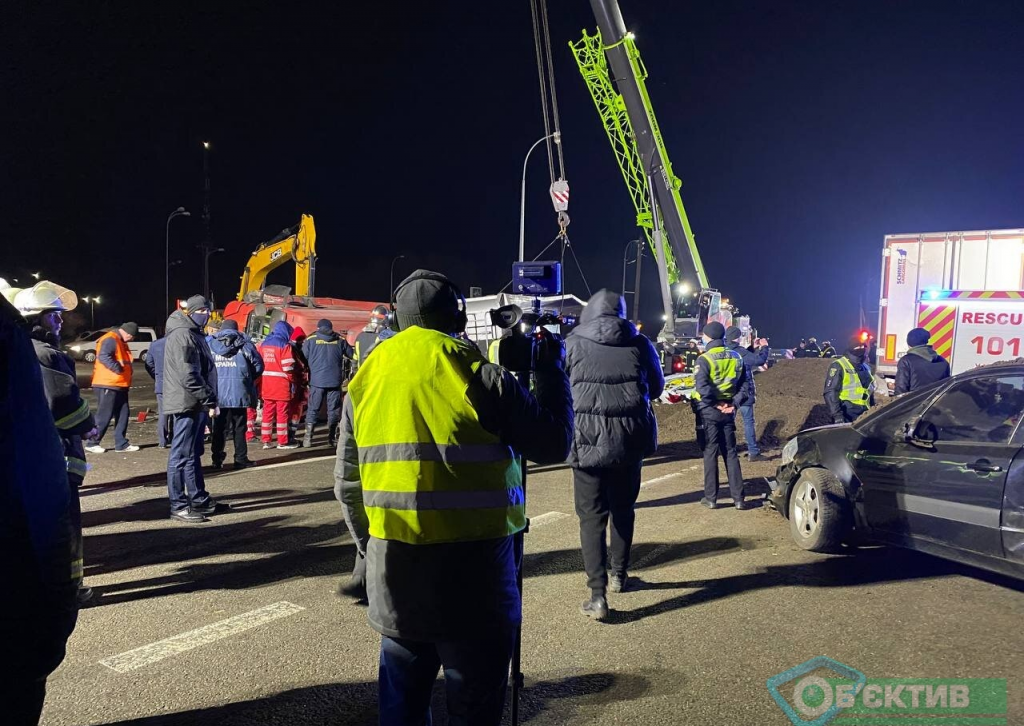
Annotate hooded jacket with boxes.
[565,290,665,468]
[302,329,352,388]
[259,320,296,401]
[161,310,218,415]
[207,329,264,408]
[894,345,951,395]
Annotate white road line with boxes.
[530,511,570,527]
[99,601,305,673]
[241,455,335,473]
[640,472,682,489]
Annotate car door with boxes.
[1001,425,1024,565]
[856,373,1022,556]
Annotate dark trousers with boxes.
[739,404,760,456]
[2,678,46,726]
[305,386,342,426]
[378,632,516,726]
[167,412,211,512]
[156,392,169,447]
[211,408,248,465]
[700,407,744,503]
[89,387,129,450]
[573,462,643,595]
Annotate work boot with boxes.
[609,573,629,593]
[328,423,339,448]
[700,497,718,510]
[302,424,314,448]
[580,595,609,620]
[748,453,768,462]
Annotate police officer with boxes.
[335,269,572,726]
[819,340,837,358]
[824,336,874,424]
[693,321,750,510]
[302,319,351,448]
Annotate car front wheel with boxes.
[84,351,97,363]
[139,350,148,363]
[789,468,849,553]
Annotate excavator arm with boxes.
[237,214,317,301]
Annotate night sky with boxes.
[5,1,1023,345]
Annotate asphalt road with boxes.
[46,365,1024,725]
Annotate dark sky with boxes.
[5,1,1023,345]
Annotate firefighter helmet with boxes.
[13,280,79,315]
[370,305,389,324]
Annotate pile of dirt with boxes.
[655,358,835,456]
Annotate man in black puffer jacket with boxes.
[895,327,950,395]
[566,289,665,620]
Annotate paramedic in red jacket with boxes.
[258,321,299,449]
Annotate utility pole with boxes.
[201,141,212,302]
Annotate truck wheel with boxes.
[789,468,849,553]
[84,351,96,363]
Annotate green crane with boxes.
[570,0,718,339]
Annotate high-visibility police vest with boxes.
[692,347,743,401]
[91,331,133,388]
[836,356,870,408]
[348,325,525,545]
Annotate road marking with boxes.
[641,472,682,489]
[241,455,335,473]
[99,601,305,673]
[530,511,570,527]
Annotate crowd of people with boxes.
[1,272,956,726]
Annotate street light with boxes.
[31,271,41,280]
[519,131,560,262]
[166,207,190,318]
[204,247,225,307]
[390,254,406,297]
[81,296,101,329]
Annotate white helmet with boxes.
[13,280,79,315]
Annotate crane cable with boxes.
[529,0,566,185]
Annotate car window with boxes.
[918,375,1024,444]
[137,331,154,342]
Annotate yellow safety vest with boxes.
[837,356,870,408]
[692,347,743,401]
[487,338,501,365]
[348,325,524,545]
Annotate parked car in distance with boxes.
[769,363,1024,581]
[64,326,158,363]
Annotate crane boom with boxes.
[237,213,318,301]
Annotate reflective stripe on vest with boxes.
[693,348,742,401]
[349,325,524,545]
[55,400,91,431]
[837,357,870,408]
[66,456,88,479]
[91,331,133,388]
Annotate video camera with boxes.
[489,261,566,373]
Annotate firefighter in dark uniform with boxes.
[302,319,352,448]
[824,336,874,424]
[693,321,751,510]
[353,304,394,368]
[16,281,96,605]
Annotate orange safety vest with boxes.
[91,331,133,388]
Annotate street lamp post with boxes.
[204,247,225,307]
[519,132,560,262]
[166,207,190,318]
[389,254,406,297]
[81,296,101,329]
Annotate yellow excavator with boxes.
[237,213,317,301]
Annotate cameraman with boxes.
[334,270,572,726]
[565,290,664,619]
